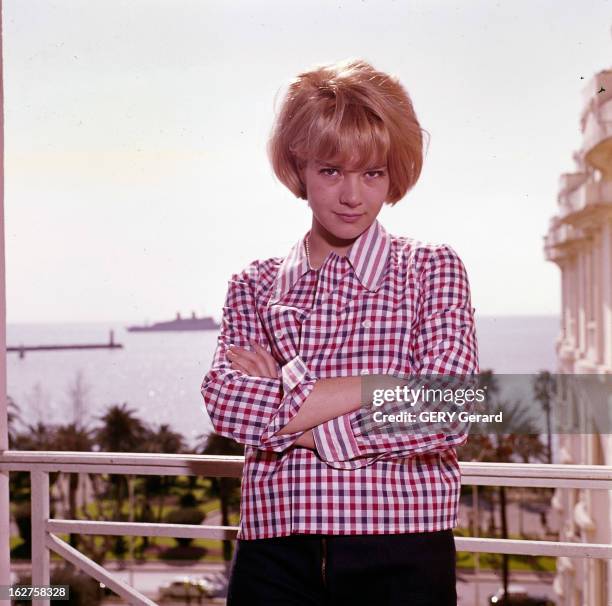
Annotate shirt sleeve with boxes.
[312,244,479,469]
[201,262,317,452]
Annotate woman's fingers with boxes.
[227,349,257,375]
[229,359,251,375]
[250,341,280,378]
[227,344,270,377]
[232,356,260,376]
[226,341,282,379]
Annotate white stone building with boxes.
[543,69,612,606]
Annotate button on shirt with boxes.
[200,219,479,540]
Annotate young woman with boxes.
[201,58,479,606]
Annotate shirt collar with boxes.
[268,219,392,305]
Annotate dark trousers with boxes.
[227,530,457,606]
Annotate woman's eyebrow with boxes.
[315,160,387,170]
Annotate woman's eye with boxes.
[320,168,339,176]
[318,168,386,178]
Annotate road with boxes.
[47,562,554,605]
[457,570,556,605]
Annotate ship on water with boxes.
[126,311,220,332]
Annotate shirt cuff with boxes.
[312,412,362,462]
[311,411,384,470]
[259,354,317,451]
[281,354,312,393]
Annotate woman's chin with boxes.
[335,220,370,237]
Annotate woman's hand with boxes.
[293,429,316,450]
[226,339,281,379]
[226,341,316,451]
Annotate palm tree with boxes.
[458,370,545,601]
[54,423,96,548]
[94,403,149,519]
[533,371,556,464]
[16,420,58,451]
[139,424,187,551]
[95,402,148,453]
[6,395,23,446]
[513,433,547,537]
[143,423,186,454]
[11,420,62,505]
[196,432,244,563]
[10,420,61,559]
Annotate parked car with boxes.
[197,572,228,598]
[158,576,213,601]
[488,584,555,605]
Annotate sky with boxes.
[3,0,611,323]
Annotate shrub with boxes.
[15,565,102,605]
[165,507,205,547]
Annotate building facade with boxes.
[544,69,612,606]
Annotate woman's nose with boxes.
[340,175,361,205]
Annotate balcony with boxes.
[571,70,612,183]
[580,71,612,117]
[543,223,586,264]
[582,98,612,179]
[1,451,611,605]
[580,70,612,146]
[558,172,589,198]
[558,179,612,221]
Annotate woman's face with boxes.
[299,156,390,243]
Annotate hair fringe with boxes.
[267,58,426,205]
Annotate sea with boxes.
[7,316,560,450]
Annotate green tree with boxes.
[143,423,186,454]
[533,370,556,465]
[6,395,22,446]
[165,499,206,548]
[94,403,149,559]
[10,420,61,558]
[11,420,60,501]
[54,422,96,549]
[139,423,187,551]
[458,370,547,601]
[14,420,57,451]
[95,402,149,453]
[196,432,244,563]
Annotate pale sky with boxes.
[4,0,611,323]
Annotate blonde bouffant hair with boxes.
[267,58,426,205]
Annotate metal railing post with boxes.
[472,484,480,606]
[0,0,10,592]
[30,469,50,606]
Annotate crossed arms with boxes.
[200,245,479,468]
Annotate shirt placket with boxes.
[298,255,347,362]
[292,255,350,534]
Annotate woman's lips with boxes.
[335,212,363,223]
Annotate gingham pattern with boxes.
[201,219,479,539]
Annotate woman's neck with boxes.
[307,226,355,269]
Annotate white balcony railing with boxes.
[1,451,612,605]
[559,179,612,219]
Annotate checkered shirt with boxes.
[201,219,479,539]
